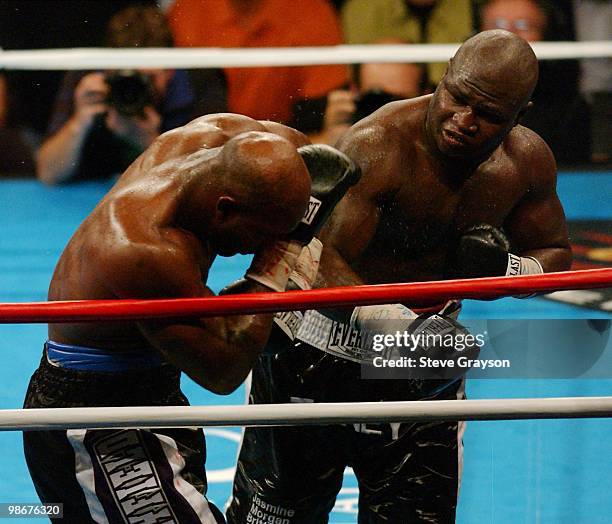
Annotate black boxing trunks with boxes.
[227,305,465,524]
[23,341,225,524]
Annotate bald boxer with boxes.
[23,113,360,523]
[228,31,572,523]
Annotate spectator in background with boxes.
[168,0,350,136]
[341,0,476,89]
[479,0,592,165]
[0,1,151,139]
[0,74,37,176]
[314,39,425,144]
[574,0,611,164]
[37,4,227,185]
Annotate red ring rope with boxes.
[0,268,609,323]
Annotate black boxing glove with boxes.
[451,224,510,278]
[450,224,543,279]
[357,302,477,383]
[291,144,362,244]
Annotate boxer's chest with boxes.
[359,161,522,280]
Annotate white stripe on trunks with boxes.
[67,429,109,524]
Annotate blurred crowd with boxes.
[0,0,609,183]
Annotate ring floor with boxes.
[1,172,611,523]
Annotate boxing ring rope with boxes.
[4,397,612,432]
[0,268,609,323]
[1,268,610,428]
[1,41,611,70]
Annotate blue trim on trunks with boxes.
[46,340,163,372]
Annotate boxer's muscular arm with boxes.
[315,126,399,319]
[317,183,380,288]
[108,237,276,395]
[505,137,572,272]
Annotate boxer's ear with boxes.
[515,101,534,126]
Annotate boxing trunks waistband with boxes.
[46,340,164,372]
[296,310,373,363]
[295,302,460,364]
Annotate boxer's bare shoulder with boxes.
[337,97,430,196]
[186,112,265,133]
[498,124,557,189]
[135,114,265,170]
[258,120,310,148]
[379,95,431,128]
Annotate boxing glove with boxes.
[291,144,362,244]
[449,223,543,279]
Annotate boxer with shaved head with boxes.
[23,113,360,523]
[229,31,571,523]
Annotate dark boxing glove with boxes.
[291,144,362,244]
[450,223,543,279]
[452,224,510,278]
[357,302,477,387]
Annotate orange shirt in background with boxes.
[169,0,349,123]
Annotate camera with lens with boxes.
[352,89,403,123]
[105,70,154,117]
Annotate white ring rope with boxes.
[5,397,612,431]
[1,42,610,71]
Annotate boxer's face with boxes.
[427,64,522,160]
[212,206,301,257]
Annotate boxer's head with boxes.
[207,132,311,256]
[426,30,538,161]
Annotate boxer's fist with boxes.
[290,144,361,244]
[450,224,510,278]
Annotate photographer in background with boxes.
[36,4,227,184]
[312,39,425,145]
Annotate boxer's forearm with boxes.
[520,246,572,273]
[315,244,366,324]
[141,309,275,395]
[315,244,365,289]
[146,278,304,394]
[202,311,276,394]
